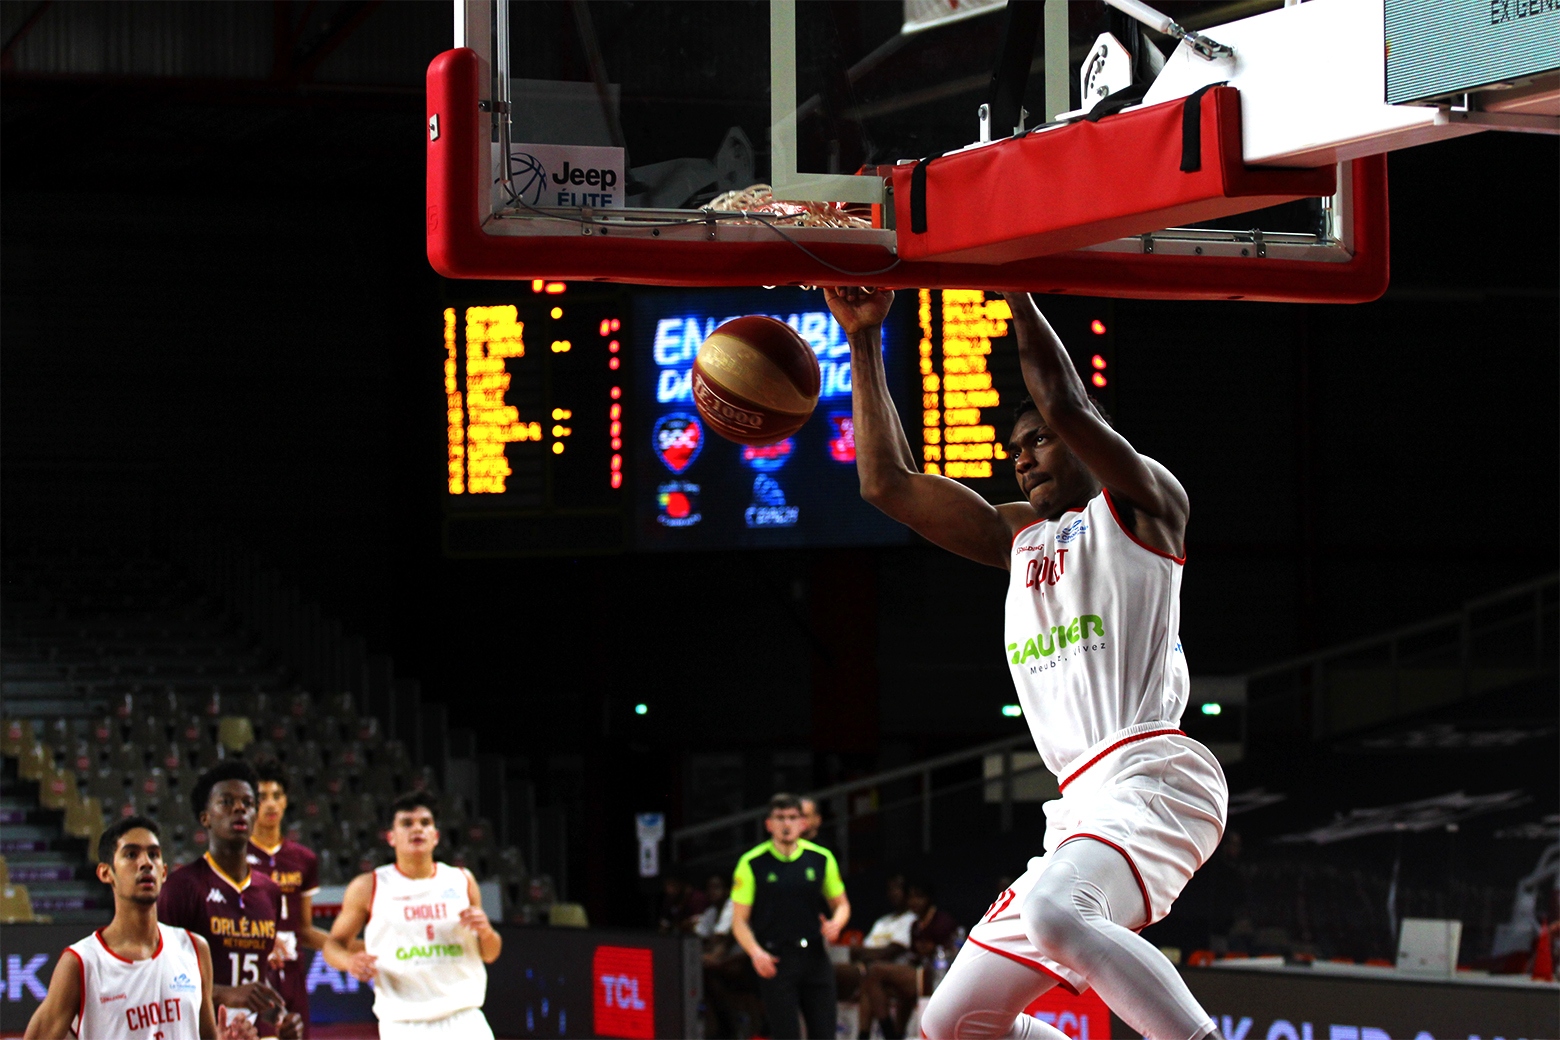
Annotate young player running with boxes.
[159,762,303,1039]
[322,792,502,1039]
[24,816,234,1040]
[249,762,326,1037]
[830,286,1227,1040]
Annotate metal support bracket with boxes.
[1104,0,1232,62]
[1443,108,1560,135]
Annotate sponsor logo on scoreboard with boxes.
[741,438,793,471]
[827,413,856,463]
[745,475,799,528]
[656,481,702,528]
[652,414,703,473]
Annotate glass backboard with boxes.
[430,0,1389,301]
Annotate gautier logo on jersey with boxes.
[1008,614,1106,664]
[394,943,464,960]
[592,945,655,1040]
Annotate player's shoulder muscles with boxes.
[462,867,482,906]
[25,949,83,1039]
[333,871,376,932]
[343,870,375,908]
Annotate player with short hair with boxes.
[159,761,303,1039]
[831,286,1227,1040]
[322,792,502,1039]
[248,762,326,1037]
[24,816,229,1040]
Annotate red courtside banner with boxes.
[592,945,656,1039]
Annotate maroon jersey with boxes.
[158,853,281,989]
[248,839,320,935]
[249,838,320,1033]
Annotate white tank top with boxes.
[67,923,203,1040]
[1004,488,1189,778]
[364,862,487,1022]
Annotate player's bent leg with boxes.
[1020,839,1217,1040]
[919,942,1067,1040]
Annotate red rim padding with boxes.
[890,87,1336,265]
[427,49,1388,303]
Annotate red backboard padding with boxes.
[427,49,1388,303]
[891,87,1336,264]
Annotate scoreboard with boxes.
[439,285,1107,556]
[442,282,626,555]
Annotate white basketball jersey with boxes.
[68,923,203,1040]
[1004,488,1189,777]
[364,863,487,1022]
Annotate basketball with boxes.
[692,315,821,445]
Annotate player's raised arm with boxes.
[22,951,82,1040]
[1002,292,1188,552]
[322,872,378,981]
[828,287,1033,569]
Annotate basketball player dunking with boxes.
[249,762,327,1037]
[830,286,1227,1040]
[25,815,235,1040]
[159,762,303,1040]
[322,792,502,1039]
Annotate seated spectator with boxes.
[860,879,959,1040]
[658,873,708,934]
[695,873,734,940]
[513,874,556,926]
[837,874,915,1004]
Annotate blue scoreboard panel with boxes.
[438,285,1061,556]
[630,287,912,551]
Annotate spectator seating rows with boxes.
[1,547,529,920]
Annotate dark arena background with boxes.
[1,2,1557,1038]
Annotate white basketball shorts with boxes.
[966,724,1228,995]
[376,1007,496,1040]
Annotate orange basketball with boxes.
[692,316,821,445]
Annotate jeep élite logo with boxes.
[1007,614,1105,663]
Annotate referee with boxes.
[730,793,851,1040]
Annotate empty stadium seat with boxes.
[548,903,589,928]
[4,717,36,757]
[17,739,51,781]
[217,715,254,753]
[109,741,144,774]
[39,763,78,812]
[1,882,37,923]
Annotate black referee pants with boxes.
[757,942,836,1040]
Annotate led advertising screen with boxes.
[631,288,914,551]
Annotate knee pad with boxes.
[920,990,1023,1040]
[1019,864,1108,966]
